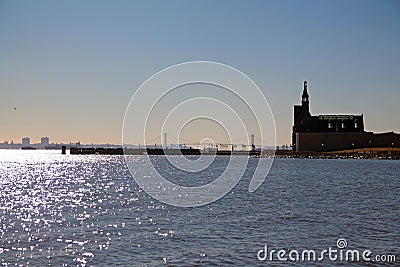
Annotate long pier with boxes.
[68,147,400,159]
[70,147,261,156]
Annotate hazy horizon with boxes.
[1,0,399,145]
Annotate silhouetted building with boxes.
[292,81,399,152]
[293,81,364,135]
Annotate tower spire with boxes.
[303,81,308,97]
[302,80,309,104]
[301,80,310,116]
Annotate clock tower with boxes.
[301,80,310,113]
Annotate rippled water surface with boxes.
[0,150,398,266]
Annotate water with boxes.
[0,150,398,266]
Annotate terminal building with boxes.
[292,81,400,152]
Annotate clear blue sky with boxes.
[0,0,399,145]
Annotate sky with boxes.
[0,0,399,146]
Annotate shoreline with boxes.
[271,150,400,160]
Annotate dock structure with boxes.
[69,147,261,156]
[70,132,263,156]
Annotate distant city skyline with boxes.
[1,0,399,145]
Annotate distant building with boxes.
[22,137,30,147]
[41,136,49,146]
[292,81,400,152]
